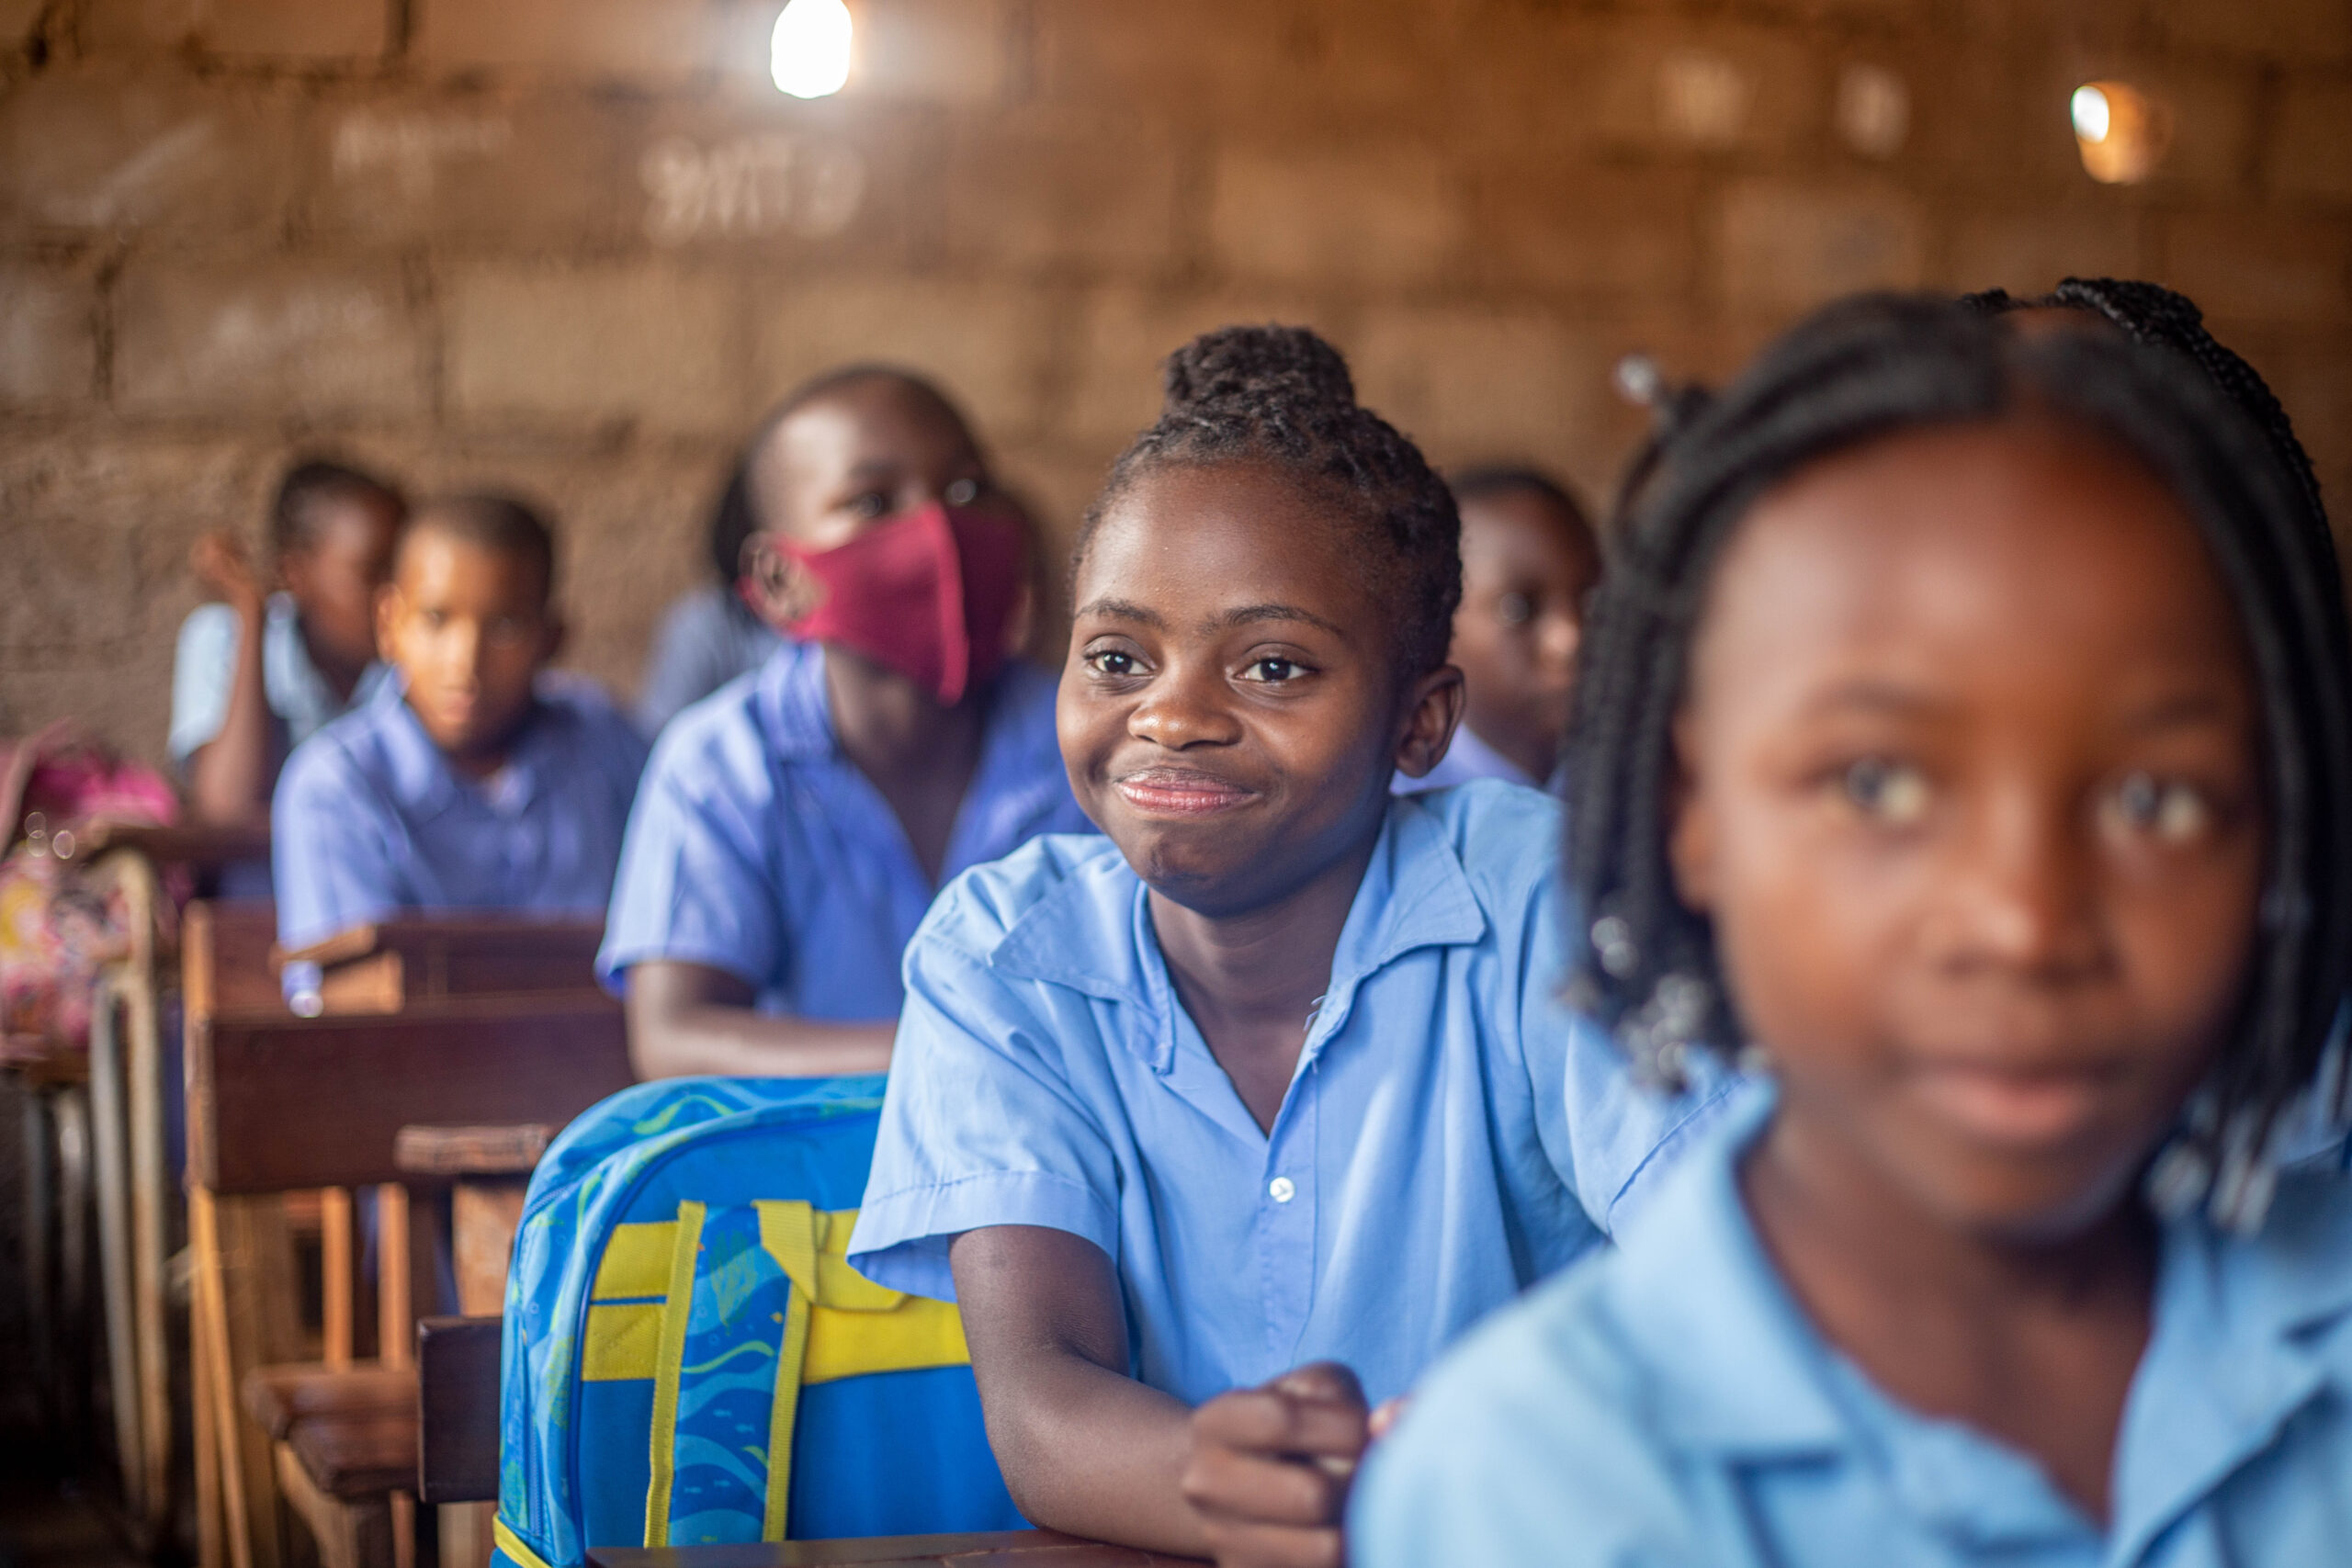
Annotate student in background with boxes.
[1356,299,2352,1564]
[172,459,405,860]
[600,366,1090,1079]
[1398,466,1600,793]
[846,328,1729,1566]
[633,462,785,739]
[273,495,647,956]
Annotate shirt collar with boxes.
[1619,1085,2352,1552]
[371,672,556,818]
[987,792,1488,1073]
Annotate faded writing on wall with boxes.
[639,134,866,243]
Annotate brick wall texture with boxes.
[5,0,2352,761]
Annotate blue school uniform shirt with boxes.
[1353,1088,2352,1568]
[846,781,1734,1409]
[272,672,649,953]
[596,642,1091,1022]
[1391,723,1539,795]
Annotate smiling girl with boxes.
[1355,297,2352,1565]
[846,327,1729,1565]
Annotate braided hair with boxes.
[1566,294,2352,1227]
[1080,325,1462,681]
[1964,277,2335,564]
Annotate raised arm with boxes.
[183,532,277,827]
[622,959,895,1078]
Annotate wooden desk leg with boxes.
[193,1288,224,1568]
[190,1186,256,1568]
[451,1180,526,1317]
[89,976,145,1521]
[378,1185,413,1371]
[322,1188,355,1369]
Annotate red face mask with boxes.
[762,502,1028,706]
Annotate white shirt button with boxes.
[1268,1177,1296,1203]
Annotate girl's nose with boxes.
[1129,662,1242,750]
[1934,788,2108,981]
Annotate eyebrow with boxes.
[1212,603,1346,637]
[1074,597,1166,628]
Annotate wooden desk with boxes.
[277,916,605,1017]
[592,1534,1203,1567]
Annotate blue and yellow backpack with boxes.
[490,1076,1023,1568]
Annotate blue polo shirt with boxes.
[597,642,1091,1022]
[846,782,1733,1408]
[1354,1089,2352,1567]
[272,673,648,952]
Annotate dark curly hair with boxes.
[1566,294,2352,1229]
[1078,324,1463,681]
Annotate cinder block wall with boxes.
[5,0,2349,761]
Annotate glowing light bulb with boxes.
[2071,85,2111,144]
[772,0,853,99]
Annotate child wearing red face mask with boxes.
[600,366,1093,1078]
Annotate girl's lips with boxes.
[1113,771,1259,817]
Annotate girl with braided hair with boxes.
[848,325,1730,1564]
[1356,295,2352,1565]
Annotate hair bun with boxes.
[1162,324,1356,421]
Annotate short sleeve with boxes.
[271,738,405,952]
[168,604,240,766]
[595,729,785,995]
[845,931,1123,1303]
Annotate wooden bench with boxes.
[189,983,631,1568]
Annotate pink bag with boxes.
[0,724,179,1058]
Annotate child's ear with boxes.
[371,582,401,663]
[538,614,568,666]
[1665,712,1717,913]
[1392,664,1466,780]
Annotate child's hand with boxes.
[1182,1360,1370,1568]
[190,531,265,611]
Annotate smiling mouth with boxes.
[1113,769,1260,818]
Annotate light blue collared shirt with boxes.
[597,642,1091,1022]
[1392,724,1539,795]
[847,781,1732,1408]
[170,592,390,769]
[272,673,649,953]
[1354,1088,2352,1568]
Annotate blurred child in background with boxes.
[274,495,646,958]
[1398,466,1600,793]
[172,458,405,888]
[633,463,786,739]
[600,366,1089,1079]
[1357,297,2352,1565]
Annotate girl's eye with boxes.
[2105,772,2214,845]
[944,477,981,507]
[1241,657,1303,683]
[1085,649,1137,678]
[847,491,892,521]
[1495,591,1534,629]
[1842,757,1931,825]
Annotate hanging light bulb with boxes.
[2071,80,2168,185]
[772,0,853,100]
